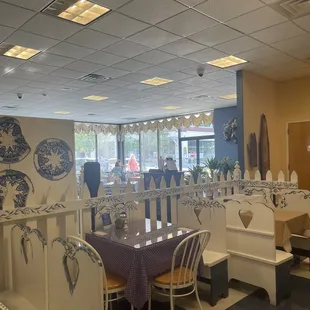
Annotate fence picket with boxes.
[291,171,298,183]
[255,170,261,181]
[149,177,157,224]
[227,172,232,196]
[266,170,272,181]
[170,176,177,225]
[278,171,285,182]
[160,177,168,225]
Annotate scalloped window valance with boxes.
[74,112,213,135]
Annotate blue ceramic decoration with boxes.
[0,117,31,164]
[34,138,73,181]
[0,169,34,210]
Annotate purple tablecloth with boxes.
[86,221,194,309]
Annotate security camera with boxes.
[197,66,204,78]
[17,93,23,99]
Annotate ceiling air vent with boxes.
[79,73,111,83]
[270,0,310,18]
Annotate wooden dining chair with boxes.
[67,236,130,310]
[149,230,211,310]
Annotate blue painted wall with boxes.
[214,106,238,161]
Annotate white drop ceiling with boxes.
[0,0,310,123]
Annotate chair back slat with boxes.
[172,230,210,288]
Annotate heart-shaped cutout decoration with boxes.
[194,207,202,225]
[63,254,80,295]
[238,210,253,229]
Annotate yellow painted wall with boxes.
[242,71,281,176]
[242,72,310,177]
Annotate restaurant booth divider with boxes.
[0,161,306,310]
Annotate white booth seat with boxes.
[226,200,293,306]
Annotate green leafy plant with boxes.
[204,158,221,179]
[188,165,206,183]
[220,157,235,176]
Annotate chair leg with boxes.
[148,283,152,310]
[170,289,174,310]
[194,282,203,310]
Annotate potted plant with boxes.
[204,158,221,179]
[220,157,235,176]
[187,165,206,184]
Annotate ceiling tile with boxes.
[251,21,306,44]
[236,46,281,63]
[64,61,104,73]
[67,29,120,50]
[227,6,287,34]
[5,30,59,51]
[133,50,176,64]
[119,0,187,24]
[214,36,263,54]
[26,81,56,89]
[47,42,95,59]
[92,0,132,9]
[138,66,172,76]
[180,64,219,75]
[176,0,205,6]
[22,13,82,40]
[2,0,51,10]
[159,38,205,56]
[159,58,199,70]
[0,25,15,43]
[128,27,181,48]
[31,53,76,67]
[103,40,151,58]
[185,48,228,63]
[90,12,149,39]
[63,80,93,88]
[95,66,130,78]
[0,55,25,68]
[119,73,150,82]
[0,76,30,87]
[0,2,34,28]
[83,51,126,66]
[13,86,45,94]
[294,15,310,32]
[204,70,234,80]
[158,72,191,81]
[272,34,310,59]
[35,75,70,85]
[195,0,264,22]
[50,68,84,79]
[189,24,242,46]
[157,9,217,36]
[18,62,58,74]
[112,59,151,72]
[4,69,44,81]
[104,79,133,87]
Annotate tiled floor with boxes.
[120,258,310,310]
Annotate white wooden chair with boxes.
[66,236,128,310]
[149,230,211,310]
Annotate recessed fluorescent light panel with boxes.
[3,45,40,60]
[141,77,173,86]
[54,111,72,115]
[207,56,247,68]
[43,0,110,25]
[220,94,237,100]
[163,106,181,110]
[83,95,109,101]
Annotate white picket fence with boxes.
[0,163,298,310]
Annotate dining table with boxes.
[85,219,195,310]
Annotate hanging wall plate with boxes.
[34,138,73,181]
[0,169,34,210]
[0,117,31,164]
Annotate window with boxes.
[74,132,96,176]
[180,124,214,138]
[124,133,140,172]
[97,133,118,174]
[159,129,179,170]
[141,131,158,172]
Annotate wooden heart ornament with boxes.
[63,253,80,295]
[238,210,253,229]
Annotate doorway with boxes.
[180,137,215,171]
[288,121,310,190]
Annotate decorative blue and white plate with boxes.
[34,138,73,181]
[0,117,31,164]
